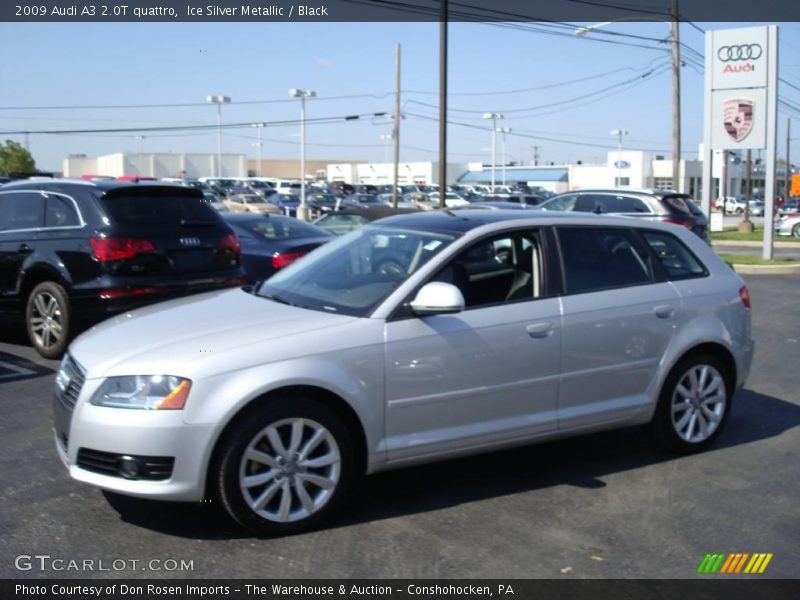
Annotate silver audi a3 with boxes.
[54,210,754,535]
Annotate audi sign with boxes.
[710,27,768,90]
[717,44,763,62]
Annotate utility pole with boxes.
[786,118,791,202]
[438,2,447,209]
[391,44,401,209]
[671,0,682,192]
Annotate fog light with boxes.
[117,456,140,479]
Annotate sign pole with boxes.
[763,25,778,260]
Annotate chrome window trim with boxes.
[0,189,87,233]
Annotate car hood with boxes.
[70,288,357,378]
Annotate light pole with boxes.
[577,16,682,191]
[497,127,512,186]
[611,129,628,187]
[482,112,502,189]
[289,88,316,220]
[251,123,265,177]
[206,95,230,177]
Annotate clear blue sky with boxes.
[1,20,799,172]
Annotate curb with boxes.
[732,264,800,275]
[711,240,800,248]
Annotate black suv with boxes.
[540,189,709,242]
[0,180,245,358]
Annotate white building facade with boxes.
[63,153,248,179]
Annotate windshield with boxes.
[258,225,457,317]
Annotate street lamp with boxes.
[206,95,231,177]
[497,127,512,186]
[251,123,265,177]
[482,112,503,189]
[611,129,628,187]
[289,88,316,220]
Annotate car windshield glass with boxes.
[100,194,219,227]
[240,195,266,203]
[258,225,457,317]
[238,217,327,240]
[248,181,268,188]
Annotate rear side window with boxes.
[99,194,220,228]
[574,194,650,214]
[0,192,45,230]
[643,231,707,280]
[662,195,695,215]
[45,195,80,228]
[542,194,577,211]
[558,227,655,294]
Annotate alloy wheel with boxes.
[239,418,341,523]
[670,364,726,443]
[30,291,64,351]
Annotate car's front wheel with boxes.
[26,281,71,359]
[214,396,355,536]
[792,223,800,239]
[650,353,732,453]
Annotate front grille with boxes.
[76,448,175,481]
[57,354,86,411]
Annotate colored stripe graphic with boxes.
[699,552,773,574]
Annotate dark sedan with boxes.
[221,213,334,282]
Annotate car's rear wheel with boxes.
[792,224,800,239]
[214,396,354,536]
[650,353,732,453]
[26,281,71,359]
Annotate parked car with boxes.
[714,196,747,214]
[540,189,710,242]
[267,193,302,217]
[306,193,344,213]
[778,197,799,216]
[221,214,334,282]
[202,191,228,212]
[747,200,766,216]
[55,210,752,535]
[313,205,418,235]
[449,201,532,210]
[426,192,470,207]
[0,179,245,357]
[774,212,800,238]
[243,180,277,198]
[488,194,547,207]
[224,194,282,215]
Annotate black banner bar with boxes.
[1,0,799,23]
[3,580,800,600]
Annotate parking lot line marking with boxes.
[0,360,37,380]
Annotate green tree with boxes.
[0,140,36,174]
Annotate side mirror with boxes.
[409,282,465,316]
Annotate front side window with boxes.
[431,230,543,309]
[558,227,654,294]
[642,231,707,280]
[259,226,457,317]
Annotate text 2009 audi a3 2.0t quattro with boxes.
[54,210,753,535]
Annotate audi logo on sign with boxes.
[180,237,201,247]
[718,44,762,62]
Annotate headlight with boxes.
[90,375,191,410]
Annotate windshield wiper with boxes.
[258,292,293,306]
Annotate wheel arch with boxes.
[205,384,369,499]
[19,262,72,311]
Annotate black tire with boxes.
[25,281,71,359]
[213,395,355,536]
[649,352,733,454]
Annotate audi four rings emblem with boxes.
[718,44,762,62]
[180,237,201,246]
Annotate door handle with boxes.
[18,244,33,254]
[653,305,676,319]
[526,322,554,339]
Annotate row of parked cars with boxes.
[0,175,717,359]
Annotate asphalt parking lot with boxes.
[0,274,798,580]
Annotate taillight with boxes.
[739,286,751,309]
[271,251,306,269]
[220,233,241,259]
[663,217,693,229]
[90,237,154,261]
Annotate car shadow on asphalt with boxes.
[101,387,800,540]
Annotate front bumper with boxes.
[55,384,217,501]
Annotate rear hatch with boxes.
[660,195,709,241]
[95,186,240,277]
